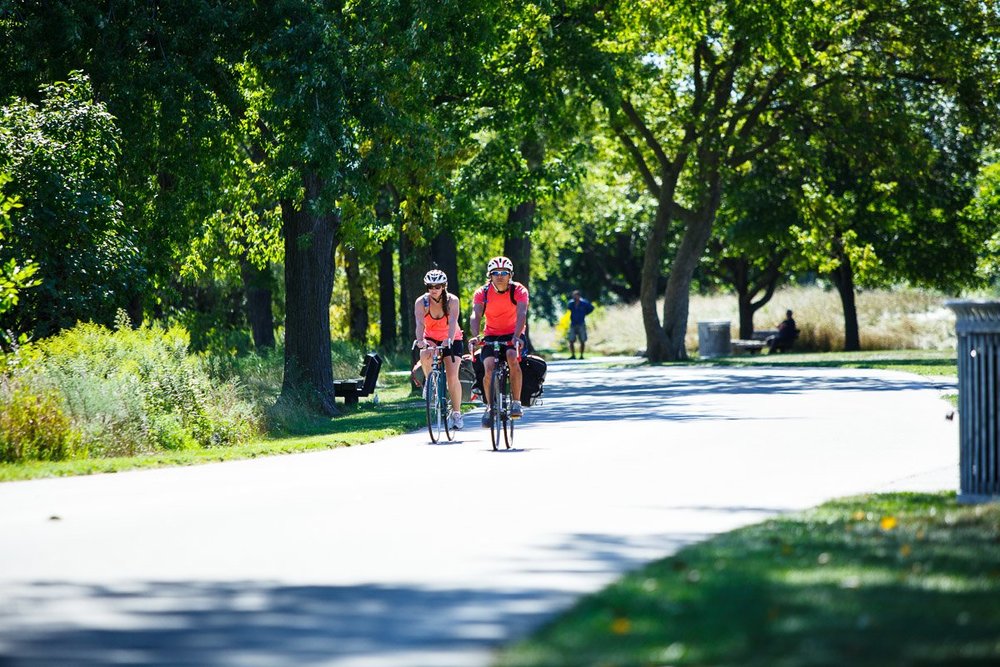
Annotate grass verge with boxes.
[702,349,958,378]
[495,492,1000,667]
[0,379,425,482]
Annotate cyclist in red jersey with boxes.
[468,256,529,427]
[414,269,465,430]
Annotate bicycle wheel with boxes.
[426,370,442,443]
[441,372,454,442]
[489,369,503,451]
[502,372,514,449]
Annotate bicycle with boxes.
[415,341,455,443]
[480,339,517,451]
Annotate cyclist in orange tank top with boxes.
[468,256,528,427]
[414,269,465,430]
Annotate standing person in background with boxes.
[468,256,529,427]
[414,269,465,430]
[567,290,594,359]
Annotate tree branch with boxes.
[612,122,661,198]
[620,97,671,175]
[727,126,782,167]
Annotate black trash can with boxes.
[946,300,1000,504]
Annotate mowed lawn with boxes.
[495,492,1000,667]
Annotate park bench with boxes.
[333,352,383,406]
[730,329,777,355]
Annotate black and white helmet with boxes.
[486,256,514,276]
[423,269,448,286]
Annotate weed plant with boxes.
[1,319,262,463]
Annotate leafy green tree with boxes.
[547,0,999,360]
[0,73,137,338]
[967,156,1000,287]
[0,174,38,323]
[785,2,999,349]
[0,0,258,335]
[707,154,802,339]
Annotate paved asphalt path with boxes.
[0,360,958,666]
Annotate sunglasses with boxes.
[425,284,445,290]
[490,270,511,277]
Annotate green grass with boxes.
[0,378,426,482]
[495,492,1000,667]
[704,349,958,378]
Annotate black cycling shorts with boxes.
[425,338,465,357]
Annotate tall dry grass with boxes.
[531,286,962,355]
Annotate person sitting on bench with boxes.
[768,310,799,353]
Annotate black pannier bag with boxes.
[458,355,476,402]
[471,350,485,398]
[518,354,547,406]
[471,350,546,406]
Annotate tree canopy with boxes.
[1,0,998,400]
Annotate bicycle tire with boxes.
[489,369,503,451]
[442,370,454,442]
[502,372,514,449]
[426,370,442,443]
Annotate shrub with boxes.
[0,381,79,463]
[7,320,263,457]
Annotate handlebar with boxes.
[412,339,456,361]
[471,337,523,359]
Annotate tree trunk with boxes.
[504,202,534,288]
[658,168,723,361]
[376,186,397,350]
[430,231,460,300]
[639,202,673,361]
[505,201,536,353]
[660,212,718,360]
[737,288,755,341]
[378,238,396,349]
[399,231,430,346]
[830,242,861,351]
[344,244,368,347]
[239,253,276,350]
[279,172,339,415]
[720,255,784,339]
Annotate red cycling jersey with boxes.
[474,281,529,336]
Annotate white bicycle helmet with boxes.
[423,269,448,286]
[486,256,514,276]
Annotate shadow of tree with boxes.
[0,531,723,666]
[521,365,953,426]
[494,492,1000,667]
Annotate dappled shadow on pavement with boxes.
[0,531,716,666]
[519,365,953,426]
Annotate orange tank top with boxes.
[422,296,463,342]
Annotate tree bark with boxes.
[344,244,368,347]
[503,202,534,288]
[830,240,861,351]
[239,253,276,350]
[398,231,430,346]
[720,253,785,339]
[430,231,460,300]
[279,171,339,415]
[505,201,535,353]
[378,238,396,349]
[657,168,723,361]
[639,199,675,362]
[376,186,397,350]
